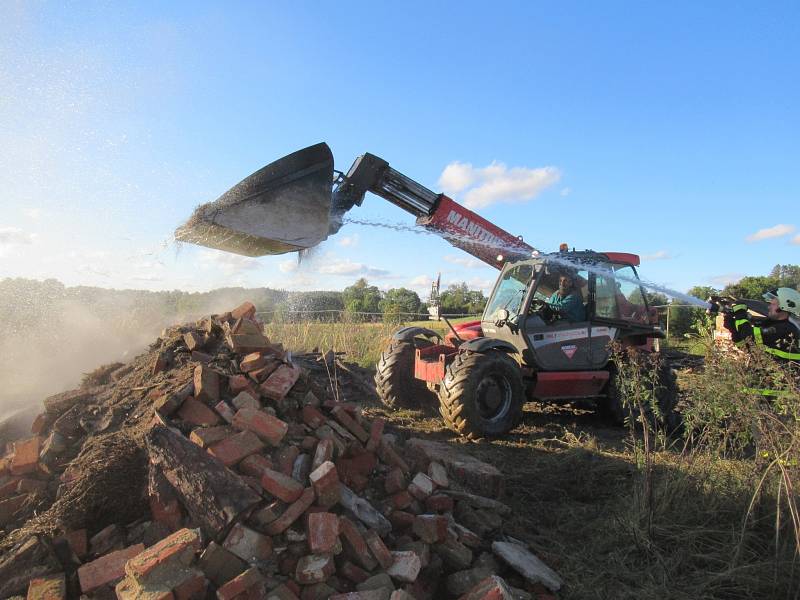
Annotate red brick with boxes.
[338,517,377,571]
[312,439,334,471]
[223,523,273,562]
[412,514,448,543]
[231,301,257,320]
[216,566,265,600]
[26,573,66,600]
[301,406,327,429]
[308,461,341,509]
[427,461,449,488]
[248,362,280,384]
[214,401,236,423]
[386,551,421,583]
[193,365,220,404]
[173,572,209,600]
[259,364,302,402]
[263,487,315,535]
[61,529,88,558]
[365,419,385,452]
[248,499,284,529]
[191,350,213,363]
[274,444,300,476]
[307,512,339,554]
[301,436,318,452]
[363,530,394,570]
[239,454,274,478]
[377,438,410,474]
[189,425,233,448]
[258,467,304,503]
[339,560,370,584]
[240,352,270,373]
[330,406,369,443]
[152,352,169,375]
[458,575,514,600]
[407,473,435,500]
[125,528,201,579]
[183,332,204,351]
[77,544,144,593]
[388,511,415,530]
[30,413,48,436]
[384,469,406,495]
[425,494,454,513]
[232,408,288,446]
[229,374,252,396]
[207,431,265,466]
[295,554,335,585]
[389,491,413,510]
[11,436,40,475]
[149,489,183,532]
[177,398,221,427]
[230,392,259,411]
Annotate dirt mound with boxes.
[0,302,561,599]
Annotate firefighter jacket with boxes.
[724,305,800,363]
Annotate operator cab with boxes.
[482,250,656,373]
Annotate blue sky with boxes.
[1,1,798,300]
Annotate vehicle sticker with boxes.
[561,344,577,359]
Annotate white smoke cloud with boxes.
[337,235,359,248]
[438,161,561,209]
[0,227,35,246]
[745,224,796,242]
[316,257,391,278]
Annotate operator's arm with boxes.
[724,305,800,360]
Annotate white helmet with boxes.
[763,287,800,317]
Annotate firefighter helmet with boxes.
[763,287,800,317]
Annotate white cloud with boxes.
[315,256,391,278]
[199,249,261,274]
[438,160,561,209]
[641,250,673,261]
[443,255,485,269]
[745,224,796,242]
[337,234,359,248]
[0,227,35,246]
[409,275,434,287]
[792,234,800,246]
[466,276,496,293]
[710,273,745,286]
[278,260,298,273]
[23,208,44,220]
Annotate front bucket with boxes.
[175,142,335,256]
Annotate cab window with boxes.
[594,264,648,323]
[485,264,533,320]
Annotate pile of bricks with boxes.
[0,301,563,599]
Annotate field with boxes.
[268,317,799,599]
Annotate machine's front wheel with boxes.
[438,350,524,439]
[600,363,681,432]
[374,339,436,409]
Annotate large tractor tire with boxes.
[437,350,524,439]
[374,339,436,409]
[601,363,680,431]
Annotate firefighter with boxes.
[723,287,800,364]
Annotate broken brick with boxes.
[216,567,265,600]
[125,528,201,579]
[239,454,274,478]
[26,573,66,600]
[197,541,247,588]
[296,554,335,585]
[77,544,145,593]
[229,374,252,396]
[339,560,370,584]
[189,425,233,448]
[413,515,448,544]
[10,436,40,475]
[365,418,385,452]
[259,364,302,402]
[183,332,204,351]
[176,398,221,427]
[331,406,369,443]
[214,401,236,423]
[307,512,339,554]
[263,487,315,535]
[407,473,435,500]
[193,365,220,404]
[231,391,260,411]
[458,575,514,600]
[312,438,334,471]
[363,530,394,570]
[276,445,301,476]
[232,408,288,446]
[425,494,454,513]
[338,517,377,572]
[386,551,421,583]
[309,461,341,509]
[231,301,257,320]
[384,469,406,495]
[258,467,305,503]
[207,431,265,467]
[223,523,273,563]
[301,406,327,429]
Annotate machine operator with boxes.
[548,274,586,322]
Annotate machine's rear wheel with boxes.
[374,339,436,409]
[438,350,524,439]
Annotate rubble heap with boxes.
[0,302,563,599]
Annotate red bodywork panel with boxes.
[417,195,533,269]
[602,252,640,266]
[531,371,610,399]
[415,344,459,382]
[444,320,482,345]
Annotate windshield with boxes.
[484,264,534,320]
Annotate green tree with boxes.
[439,282,487,315]
[769,264,800,290]
[379,288,421,318]
[723,276,781,299]
[342,278,382,319]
